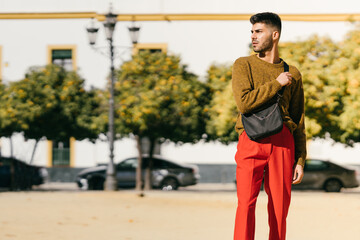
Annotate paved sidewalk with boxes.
[1,187,360,240]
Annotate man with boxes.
[232,12,306,240]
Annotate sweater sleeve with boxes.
[289,73,307,167]
[232,58,283,114]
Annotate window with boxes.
[152,159,179,169]
[132,43,167,55]
[51,49,73,71]
[139,48,162,54]
[305,160,329,171]
[52,140,70,167]
[117,158,138,170]
[47,45,77,71]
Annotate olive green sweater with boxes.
[232,54,306,167]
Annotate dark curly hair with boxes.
[250,12,282,33]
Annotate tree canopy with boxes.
[0,64,104,142]
[114,50,209,144]
[206,29,360,145]
[279,30,360,144]
[205,63,238,143]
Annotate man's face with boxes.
[251,23,274,53]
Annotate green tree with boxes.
[0,82,17,139]
[0,81,29,156]
[279,35,341,140]
[205,64,238,143]
[280,31,360,144]
[115,51,209,191]
[328,30,360,143]
[0,64,105,163]
[0,82,14,156]
[206,29,360,146]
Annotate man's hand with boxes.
[292,164,304,185]
[276,72,292,86]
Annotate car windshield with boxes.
[117,157,181,169]
[152,159,179,169]
[305,160,329,171]
[117,158,138,169]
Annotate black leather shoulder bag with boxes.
[241,62,289,141]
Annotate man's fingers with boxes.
[292,174,302,184]
[286,73,292,86]
[287,74,292,83]
[292,171,298,183]
[292,165,304,185]
[277,72,293,86]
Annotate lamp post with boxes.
[128,22,140,45]
[86,7,140,191]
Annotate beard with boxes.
[253,36,273,53]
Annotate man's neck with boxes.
[257,47,280,64]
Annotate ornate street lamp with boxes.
[103,11,118,40]
[86,19,99,45]
[86,6,140,191]
[128,22,141,45]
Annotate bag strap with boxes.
[283,61,289,72]
[277,61,289,98]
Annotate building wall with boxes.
[1,1,359,85]
[0,134,47,166]
[1,0,360,167]
[74,137,139,167]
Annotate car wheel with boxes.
[324,179,342,192]
[88,177,105,190]
[161,177,179,190]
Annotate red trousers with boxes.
[234,124,295,240]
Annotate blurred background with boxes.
[1,0,360,192]
[2,1,360,240]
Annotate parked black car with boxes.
[0,157,48,190]
[76,156,200,190]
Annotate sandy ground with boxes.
[1,183,360,240]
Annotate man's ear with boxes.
[272,31,280,41]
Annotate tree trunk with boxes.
[135,135,143,192]
[29,139,39,165]
[144,138,156,190]
[9,135,13,158]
